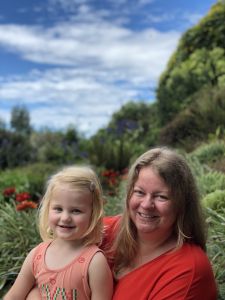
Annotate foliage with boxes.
[107,101,160,147]
[2,186,37,211]
[87,101,160,171]
[0,129,33,169]
[202,190,225,213]
[190,140,225,164]
[157,1,225,125]
[0,202,41,291]
[175,2,225,61]
[0,168,29,194]
[87,129,146,171]
[198,171,225,195]
[158,86,225,149]
[0,163,57,202]
[30,127,84,165]
[104,179,126,216]
[206,208,225,299]
[10,105,32,135]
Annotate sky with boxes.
[0,0,217,137]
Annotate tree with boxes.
[157,47,225,124]
[156,1,225,125]
[10,105,32,135]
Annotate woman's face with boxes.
[129,166,177,238]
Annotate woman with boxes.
[103,147,217,299]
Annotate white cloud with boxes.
[0,4,181,136]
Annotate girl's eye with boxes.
[53,206,62,212]
[72,209,82,214]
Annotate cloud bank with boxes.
[0,0,201,136]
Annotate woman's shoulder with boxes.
[101,215,121,252]
[177,243,210,262]
[103,215,121,227]
[164,243,215,279]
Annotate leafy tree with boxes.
[0,130,33,169]
[157,47,225,124]
[87,101,161,171]
[157,1,225,125]
[159,86,225,149]
[0,117,6,130]
[10,105,32,135]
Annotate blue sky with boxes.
[0,0,217,136]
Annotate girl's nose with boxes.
[61,211,71,222]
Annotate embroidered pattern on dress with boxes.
[40,284,77,300]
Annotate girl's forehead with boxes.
[53,182,89,192]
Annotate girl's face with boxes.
[48,184,93,242]
[129,167,176,238]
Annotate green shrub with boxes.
[104,180,126,216]
[198,171,225,195]
[191,141,225,164]
[0,163,58,202]
[0,202,41,294]
[202,190,225,212]
[19,163,58,200]
[0,169,29,194]
[206,208,225,299]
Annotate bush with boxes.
[0,163,58,202]
[202,190,225,213]
[0,202,41,293]
[206,208,225,299]
[191,141,225,164]
[198,171,225,195]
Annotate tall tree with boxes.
[10,105,32,135]
[156,1,225,125]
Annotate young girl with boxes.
[4,165,113,300]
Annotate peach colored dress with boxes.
[32,242,100,300]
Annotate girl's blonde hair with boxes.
[113,147,207,274]
[38,165,104,246]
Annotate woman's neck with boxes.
[134,231,177,266]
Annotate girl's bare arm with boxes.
[89,252,113,300]
[4,248,36,300]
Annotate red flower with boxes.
[16,192,31,202]
[16,200,37,211]
[3,187,16,197]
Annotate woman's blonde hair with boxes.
[113,147,207,274]
[38,165,104,246]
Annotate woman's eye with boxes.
[156,195,169,201]
[133,189,144,196]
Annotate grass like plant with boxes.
[0,201,41,295]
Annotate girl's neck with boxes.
[45,239,87,270]
[52,238,85,250]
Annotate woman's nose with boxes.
[141,194,155,209]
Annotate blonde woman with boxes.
[104,147,217,299]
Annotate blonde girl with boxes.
[4,165,113,300]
